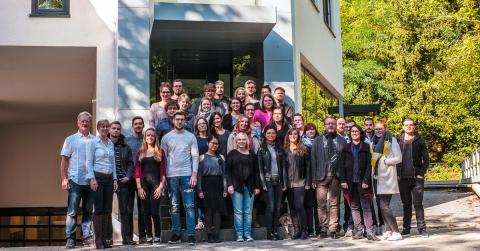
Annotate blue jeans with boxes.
[232,187,254,239]
[167,176,196,236]
[66,180,93,240]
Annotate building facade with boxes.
[0,0,342,246]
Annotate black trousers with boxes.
[92,173,114,215]
[205,208,221,235]
[304,188,320,233]
[117,181,136,241]
[140,180,161,238]
[399,178,426,231]
[264,181,284,233]
[287,187,307,231]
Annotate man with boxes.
[156,100,179,141]
[190,83,216,115]
[171,79,184,101]
[125,116,148,244]
[161,111,199,245]
[311,116,347,239]
[245,79,259,104]
[260,85,272,98]
[363,118,374,144]
[397,118,430,237]
[336,118,348,140]
[60,111,95,248]
[213,80,229,115]
[344,119,356,141]
[109,121,136,245]
[273,87,294,120]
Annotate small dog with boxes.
[279,213,294,239]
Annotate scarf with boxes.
[370,131,393,173]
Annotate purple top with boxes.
[253,109,272,130]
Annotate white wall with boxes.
[0,0,118,122]
[0,123,74,207]
[292,0,344,110]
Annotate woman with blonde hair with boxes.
[226,132,260,242]
[197,97,214,122]
[226,115,260,154]
[86,120,117,249]
[371,119,402,241]
[284,128,310,240]
[135,128,166,244]
[234,87,247,108]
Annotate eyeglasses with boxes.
[374,128,384,131]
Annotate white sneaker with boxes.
[345,229,353,237]
[387,232,403,241]
[381,231,392,240]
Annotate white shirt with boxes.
[60,131,95,185]
[86,137,116,180]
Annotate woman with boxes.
[197,97,213,122]
[194,117,210,156]
[227,115,260,154]
[233,87,247,108]
[293,113,305,137]
[197,136,227,243]
[257,125,287,241]
[340,125,380,241]
[135,128,167,244]
[222,97,242,132]
[302,123,320,236]
[178,93,195,132]
[209,111,230,158]
[284,128,310,240]
[149,82,172,128]
[371,120,402,241]
[86,120,118,249]
[245,102,262,139]
[226,132,261,242]
[268,107,291,146]
[253,94,275,130]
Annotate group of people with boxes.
[60,79,430,249]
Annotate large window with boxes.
[30,0,70,17]
[301,67,338,127]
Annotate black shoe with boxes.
[307,229,314,237]
[352,231,363,240]
[292,231,302,240]
[330,232,339,239]
[65,238,75,249]
[367,233,381,241]
[267,232,274,240]
[318,231,328,239]
[401,228,411,236]
[139,237,147,244]
[168,234,181,244]
[300,231,308,240]
[419,229,429,238]
[214,234,222,243]
[188,235,196,245]
[273,232,281,241]
[207,234,215,243]
[122,240,137,245]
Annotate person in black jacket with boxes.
[340,125,380,241]
[284,128,311,240]
[226,132,261,242]
[258,125,287,240]
[397,118,430,237]
[311,116,348,239]
[109,122,136,245]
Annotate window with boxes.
[30,0,70,17]
[323,0,333,33]
[301,66,338,127]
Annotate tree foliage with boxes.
[341,0,480,164]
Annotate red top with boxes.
[134,149,167,181]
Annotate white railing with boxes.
[461,148,480,184]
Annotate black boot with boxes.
[93,215,104,249]
[292,225,302,240]
[102,214,112,248]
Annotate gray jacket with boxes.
[311,134,348,182]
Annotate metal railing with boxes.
[461,148,480,184]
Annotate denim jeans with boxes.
[168,176,196,236]
[117,181,136,241]
[232,187,254,239]
[66,180,93,240]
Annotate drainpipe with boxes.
[338,97,344,118]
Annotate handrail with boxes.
[461,148,480,184]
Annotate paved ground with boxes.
[8,189,480,251]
